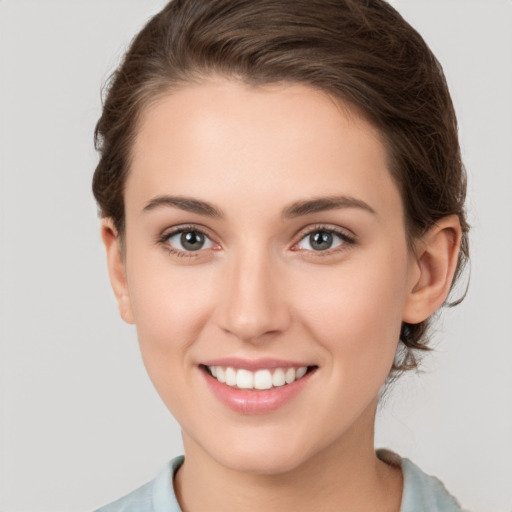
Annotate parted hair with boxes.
[93,0,469,374]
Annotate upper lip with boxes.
[200,357,314,371]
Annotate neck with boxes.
[174,403,403,512]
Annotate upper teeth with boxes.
[208,366,308,390]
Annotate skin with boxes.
[102,78,461,512]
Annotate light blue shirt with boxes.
[94,451,463,511]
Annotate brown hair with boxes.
[93,0,469,373]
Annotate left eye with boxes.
[165,229,216,252]
[295,229,348,252]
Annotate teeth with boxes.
[254,369,272,390]
[216,367,226,383]
[225,367,237,386]
[272,368,286,387]
[285,367,296,384]
[236,369,253,389]
[207,365,309,390]
[296,366,307,379]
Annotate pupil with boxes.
[310,231,333,250]
[181,231,204,251]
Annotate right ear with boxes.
[101,219,135,324]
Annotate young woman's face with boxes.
[118,79,420,474]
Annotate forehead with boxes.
[127,78,402,221]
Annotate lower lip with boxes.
[202,368,315,414]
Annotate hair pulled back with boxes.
[93,0,469,373]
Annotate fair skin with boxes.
[102,78,461,512]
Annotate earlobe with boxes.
[101,219,135,325]
[402,215,462,324]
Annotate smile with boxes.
[206,365,309,390]
[200,361,317,414]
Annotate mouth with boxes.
[199,360,318,414]
[201,364,316,390]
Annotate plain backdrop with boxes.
[1,1,511,511]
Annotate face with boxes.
[113,79,422,474]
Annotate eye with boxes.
[294,228,354,252]
[161,227,216,254]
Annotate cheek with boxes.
[294,247,409,375]
[125,253,217,380]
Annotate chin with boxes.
[218,448,310,476]
[199,426,322,476]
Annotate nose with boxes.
[216,247,292,343]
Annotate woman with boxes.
[93,0,469,510]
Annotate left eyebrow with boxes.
[282,195,377,218]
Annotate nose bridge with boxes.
[218,242,290,342]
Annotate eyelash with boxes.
[157,224,215,258]
[292,224,356,256]
[157,224,356,258]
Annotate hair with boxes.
[93,0,469,374]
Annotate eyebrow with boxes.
[142,194,376,219]
[143,196,224,217]
[282,196,377,218]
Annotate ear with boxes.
[402,215,462,324]
[101,219,135,324]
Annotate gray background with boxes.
[1,1,511,511]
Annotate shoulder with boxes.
[93,456,184,512]
[377,450,466,512]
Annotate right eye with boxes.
[160,227,217,256]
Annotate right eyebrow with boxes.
[142,195,224,218]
